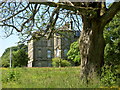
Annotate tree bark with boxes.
[79,15,105,83]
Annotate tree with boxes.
[0,0,120,83]
[1,47,18,67]
[1,44,28,67]
[104,11,120,66]
[1,48,11,67]
[12,49,29,67]
[67,41,81,66]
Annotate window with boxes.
[38,40,42,46]
[65,38,68,41]
[43,40,47,47]
[56,49,61,57]
[48,63,51,67]
[37,49,42,58]
[64,49,68,57]
[75,31,80,37]
[56,33,59,36]
[47,50,52,59]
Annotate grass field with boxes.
[1,67,119,88]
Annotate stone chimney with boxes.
[70,20,73,30]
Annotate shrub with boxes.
[101,65,118,87]
[52,57,61,67]
[2,69,20,83]
[52,57,71,67]
[67,41,81,66]
[61,60,71,67]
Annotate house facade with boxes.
[28,25,80,67]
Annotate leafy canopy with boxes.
[104,11,120,65]
[1,44,29,67]
[67,41,81,66]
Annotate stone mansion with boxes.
[27,23,80,67]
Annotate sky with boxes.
[0,28,19,57]
[0,0,59,57]
[0,0,113,57]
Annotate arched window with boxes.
[47,50,52,59]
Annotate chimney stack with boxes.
[70,20,73,30]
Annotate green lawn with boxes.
[1,67,119,88]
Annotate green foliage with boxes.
[12,49,29,67]
[52,57,61,67]
[101,11,120,87]
[67,41,81,66]
[1,67,119,88]
[104,11,120,65]
[101,65,118,87]
[52,57,71,67]
[0,67,98,88]
[61,60,72,67]
[1,44,28,67]
[2,69,20,83]
[1,51,10,67]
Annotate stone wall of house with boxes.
[27,30,80,67]
[61,31,75,59]
[33,37,54,67]
[28,40,34,67]
[54,33,62,58]
[54,31,78,59]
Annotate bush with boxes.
[2,69,20,83]
[52,57,71,67]
[61,60,71,67]
[52,58,61,67]
[67,41,81,66]
[101,65,118,87]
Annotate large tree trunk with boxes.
[79,16,105,83]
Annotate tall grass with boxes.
[1,67,119,88]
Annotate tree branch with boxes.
[0,3,30,22]
[0,2,4,6]
[20,4,40,32]
[29,1,98,15]
[0,24,21,32]
[46,6,60,39]
[101,2,120,27]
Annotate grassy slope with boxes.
[1,67,119,88]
